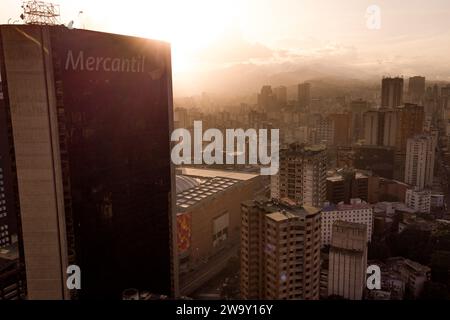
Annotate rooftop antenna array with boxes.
[20,1,60,25]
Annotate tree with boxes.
[419,281,450,300]
[388,227,433,265]
[430,250,450,286]
[368,240,390,260]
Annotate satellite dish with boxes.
[67,20,74,29]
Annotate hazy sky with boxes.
[1,0,450,93]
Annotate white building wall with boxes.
[405,135,435,189]
[321,207,373,246]
[405,189,431,213]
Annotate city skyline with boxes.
[1,0,450,95]
[1,0,450,304]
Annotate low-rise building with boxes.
[431,192,445,209]
[175,168,267,296]
[386,257,431,298]
[405,188,431,213]
[368,176,410,204]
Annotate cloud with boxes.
[193,25,273,65]
[195,31,362,70]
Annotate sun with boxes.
[89,0,240,73]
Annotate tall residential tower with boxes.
[381,77,403,108]
[241,198,321,300]
[271,144,327,208]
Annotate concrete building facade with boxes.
[321,199,373,246]
[404,134,435,189]
[240,199,321,300]
[271,144,327,208]
[405,188,431,213]
[175,168,266,295]
[328,221,367,300]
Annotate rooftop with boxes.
[176,175,202,194]
[176,168,261,211]
[0,243,19,261]
[176,176,241,211]
[322,201,372,212]
[265,206,320,222]
[281,143,327,157]
[374,202,416,214]
[256,198,321,219]
[179,167,258,181]
[386,257,431,274]
[327,171,368,182]
[266,211,296,222]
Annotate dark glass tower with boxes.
[0,25,177,299]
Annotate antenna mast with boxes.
[20,1,60,25]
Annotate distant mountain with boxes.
[174,61,379,97]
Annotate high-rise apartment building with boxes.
[381,77,403,108]
[0,25,176,299]
[363,110,379,146]
[258,85,276,112]
[316,117,334,146]
[404,134,435,189]
[350,99,370,142]
[408,76,426,103]
[271,144,327,208]
[361,103,424,182]
[326,170,369,204]
[328,221,367,300]
[363,109,398,147]
[298,82,311,110]
[329,113,352,146]
[363,104,424,154]
[383,109,399,147]
[273,86,287,106]
[240,198,321,300]
[396,103,425,152]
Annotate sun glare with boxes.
[89,0,240,72]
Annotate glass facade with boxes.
[0,26,175,299]
[50,28,175,299]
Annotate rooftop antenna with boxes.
[20,0,60,25]
[78,10,85,29]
